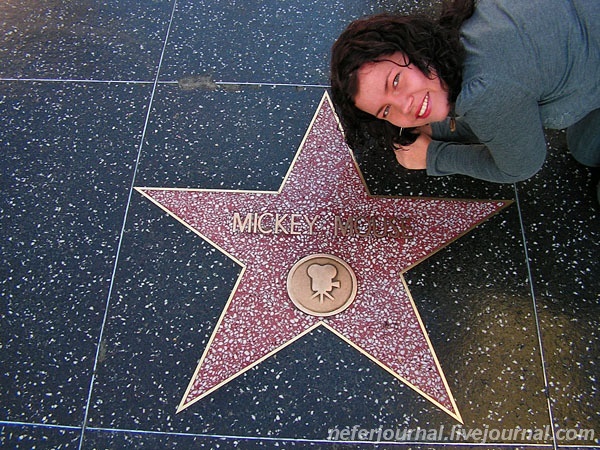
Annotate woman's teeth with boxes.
[418,93,429,118]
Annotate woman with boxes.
[330,0,600,186]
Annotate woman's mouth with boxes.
[416,93,430,119]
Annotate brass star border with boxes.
[136,92,511,423]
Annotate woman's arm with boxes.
[430,117,480,143]
[394,117,483,170]
[425,79,549,183]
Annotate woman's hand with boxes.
[416,124,432,137]
[394,132,431,170]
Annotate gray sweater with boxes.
[426,0,600,182]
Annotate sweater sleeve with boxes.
[430,117,480,143]
[426,78,549,183]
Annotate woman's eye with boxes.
[393,73,400,87]
[383,105,390,118]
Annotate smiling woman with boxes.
[353,53,450,127]
[330,0,600,186]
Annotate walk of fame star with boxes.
[136,92,510,423]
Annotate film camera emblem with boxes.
[287,254,357,317]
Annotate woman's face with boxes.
[353,52,450,128]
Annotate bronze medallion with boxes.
[287,254,357,317]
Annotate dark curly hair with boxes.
[330,0,475,153]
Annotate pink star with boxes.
[137,93,510,422]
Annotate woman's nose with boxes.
[390,94,412,118]
[397,92,414,115]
